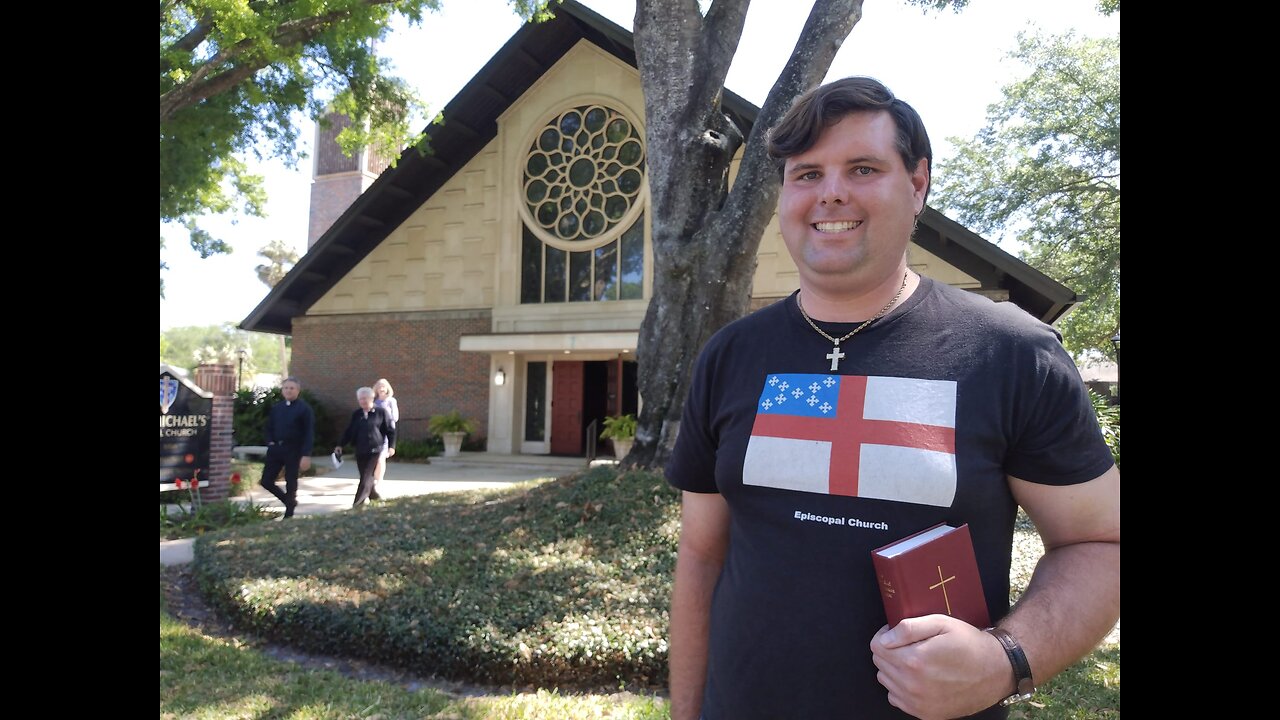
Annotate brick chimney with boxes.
[308,111,393,248]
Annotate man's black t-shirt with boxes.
[666,277,1114,720]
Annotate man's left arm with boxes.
[871,465,1120,719]
[999,465,1120,680]
[298,404,316,471]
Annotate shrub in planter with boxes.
[429,410,477,457]
[600,413,637,458]
[428,410,476,434]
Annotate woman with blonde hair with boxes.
[370,378,399,500]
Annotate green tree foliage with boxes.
[933,30,1119,360]
[1089,389,1120,468]
[159,0,546,289]
[161,324,287,377]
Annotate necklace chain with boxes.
[796,272,909,371]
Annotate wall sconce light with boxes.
[494,368,506,386]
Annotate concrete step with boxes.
[425,452,590,472]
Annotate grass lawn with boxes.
[161,467,1117,718]
[161,579,669,719]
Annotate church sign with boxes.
[160,366,212,488]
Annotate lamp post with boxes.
[1110,332,1120,405]
[237,348,247,390]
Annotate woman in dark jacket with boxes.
[334,386,396,507]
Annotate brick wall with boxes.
[290,309,493,444]
[194,363,236,502]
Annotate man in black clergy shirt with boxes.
[259,377,315,518]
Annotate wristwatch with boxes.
[985,626,1035,706]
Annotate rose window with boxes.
[522,105,645,246]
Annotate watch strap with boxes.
[985,626,1035,706]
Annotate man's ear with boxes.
[910,158,930,214]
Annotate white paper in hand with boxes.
[331,451,344,469]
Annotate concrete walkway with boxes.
[160,452,592,566]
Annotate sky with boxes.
[159,0,1119,331]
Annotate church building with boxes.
[241,0,1082,457]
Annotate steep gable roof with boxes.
[242,0,1079,334]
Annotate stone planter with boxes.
[611,438,634,459]
[441,431,466,457]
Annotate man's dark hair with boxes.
[768,76,933,204]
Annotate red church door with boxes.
[550,361,585,455]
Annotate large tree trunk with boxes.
[629,0,864,469]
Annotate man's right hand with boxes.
[871,615,1011,719]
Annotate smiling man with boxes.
[664,77,1120,720]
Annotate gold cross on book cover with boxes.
[871,522,991,627]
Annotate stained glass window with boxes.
[520,104,646,303]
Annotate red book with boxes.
[871,523,991,628]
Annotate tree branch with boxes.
[170,17,213,55]
[722,0,864,238]
[160,0,398,123]
[695,0,752,111]
[634,0,707,126]
[160,7,214,74]
[1044,173,1120,199]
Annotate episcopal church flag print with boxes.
[744,373,958,507]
